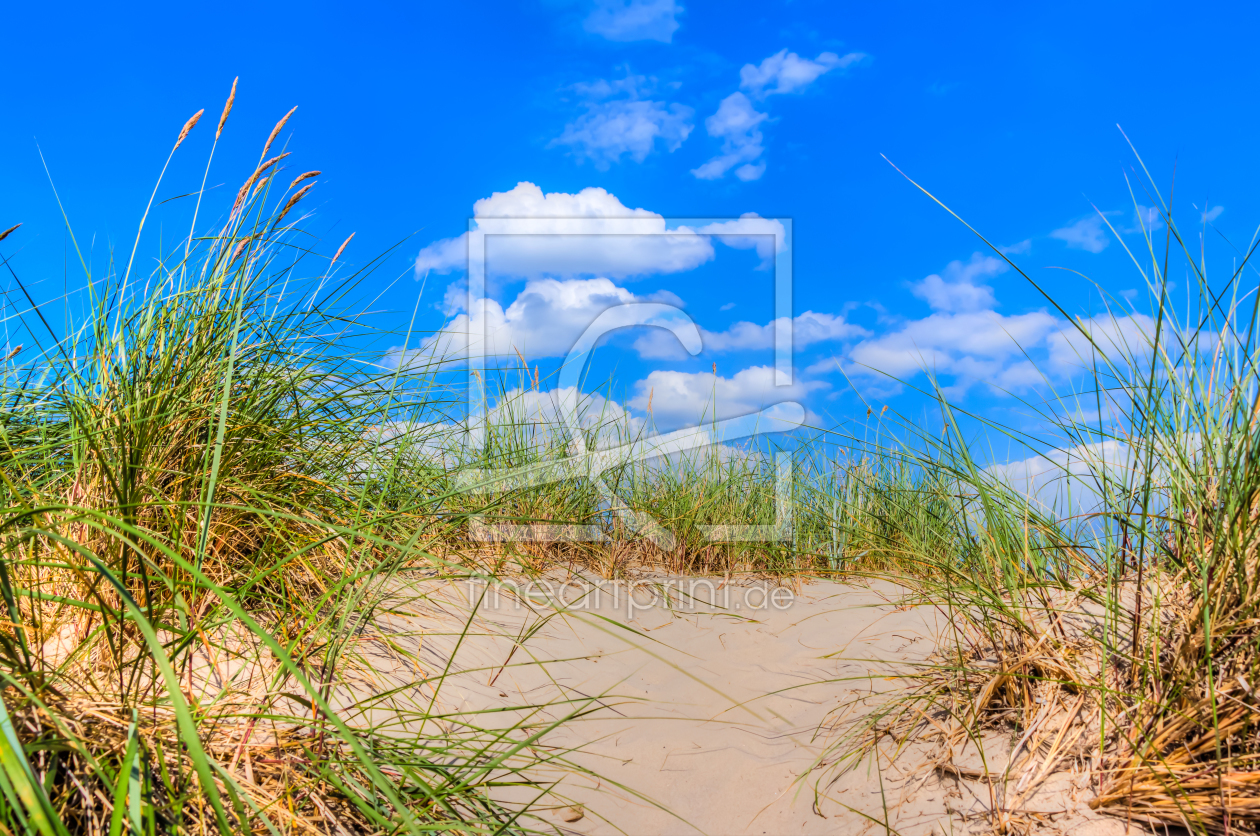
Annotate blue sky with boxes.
[4,0,1259,459]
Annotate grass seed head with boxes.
[0,223,20,243]
[290,170,320,189]
[252,173,273,199]
[234,152,291,212]
[273,183,315,226]
[230,233,258,263]
[217,76,238,139]
[174,109,204,150]
[331,231,355,264]
[261,106,298,158]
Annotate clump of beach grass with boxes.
[803,144,1260,835]
[0,87,588,835]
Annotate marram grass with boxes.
[812,150,1260,834]
[0,90,583,836]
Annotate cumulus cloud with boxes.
[842,294,1215,398]
[414,182,714,279]
[1045,314,1160,374]
[847,309,1059,388]
[986,439,1131,515]
[408,386,644,463]
[910,252,1005,312]
[584,0,680,42]
[415,236,467,278]
[415,185,788,282]
[988,439,1129,491]
[830,255,1060,394]
[805,245,1230,399]
[392,277,688,367]
[630,365,825,428]
[552,74,693,168]
[692,213,785,266]
[739,49,865,98]
[832,254,1220,397]
[480,387,803,474]
[487,385,642,444]
[634,310,867,359]
[690,92,768,181]
[1050,215,1110,253]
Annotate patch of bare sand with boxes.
[345,575,1133,835]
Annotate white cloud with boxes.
[552,74,693,168]
[719,302,735,311]
[480,387,804,471]
[487,385,641,441]
[414,182,714,279]
[815,254,1059,395]
[1000,239,1031,255]
[1129,205,1165,234]
[409,386,644,462]
[392,277,689,366]
[1202,205,1224,223]
[841,292,1215,397]
[570,75,651,100]
[739,49,865,98]
[691,92,768,181]
[440,279,468,315]
[584,0,680,43]
[989,359,1045,391]
[693,213,785,266]
[635,310,867,358]
[414,185,787,282]
[985,439,1130,514]
[693,46,866,182]
[841,308,1058,400]
[1046,313,1158,373]
[1050,215,1110,253]
[846,308,1053,380]
[815,247,1229,399]
[910,252,1005,312]
[415,235,467,278]
[553,100,693,168]
[630,364,825,427]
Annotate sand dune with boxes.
[348,575,1131,835]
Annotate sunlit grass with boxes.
[0,92,586,835]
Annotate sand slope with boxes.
[347,575,1130,835]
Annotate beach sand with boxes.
[349,574,1131,835]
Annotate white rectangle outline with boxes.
[463,218,794,543]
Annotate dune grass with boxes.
[798,152,1260,834]
[0,94,594,835]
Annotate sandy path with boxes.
[346,575,1122,836]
